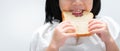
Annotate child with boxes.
[30,0,120,51]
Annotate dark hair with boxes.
[45,0,101,23]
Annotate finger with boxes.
[56,21,70,30]
[90,28,104,34]
[65,33,77,38]
[60,21,70,26]
[63,24,74,29]
[89,19,94,24]
[89,19,102,28]
[63,26,76,33]
[59,21,72,29]
[89,24,103,31]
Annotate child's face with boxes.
[59,0,93,16]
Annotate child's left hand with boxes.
[88,19,112,43]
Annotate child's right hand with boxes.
[47,21,76,51]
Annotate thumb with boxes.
[65,33,77,38]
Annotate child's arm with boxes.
[89,19,119,51]
[104,36,119,51]
[46,42,59,51]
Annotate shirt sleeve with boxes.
[115,32,120,49]
[30,32,49,51]
[100,16,120,49]
[30,23,52,51]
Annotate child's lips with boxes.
[71,9,84,17]
[72,11,83,17]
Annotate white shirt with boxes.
[30,16,120,51]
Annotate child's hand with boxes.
[88,19,112,42]
[48,21,76,50]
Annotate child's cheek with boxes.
[59,5,71,12]
[59,1,71,12]
[84,0,93,12]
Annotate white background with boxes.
[0,0,120,51]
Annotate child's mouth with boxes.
[72,10,83,17]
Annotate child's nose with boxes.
[72,0,83,6]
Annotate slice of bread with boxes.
[62,11,93,37]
